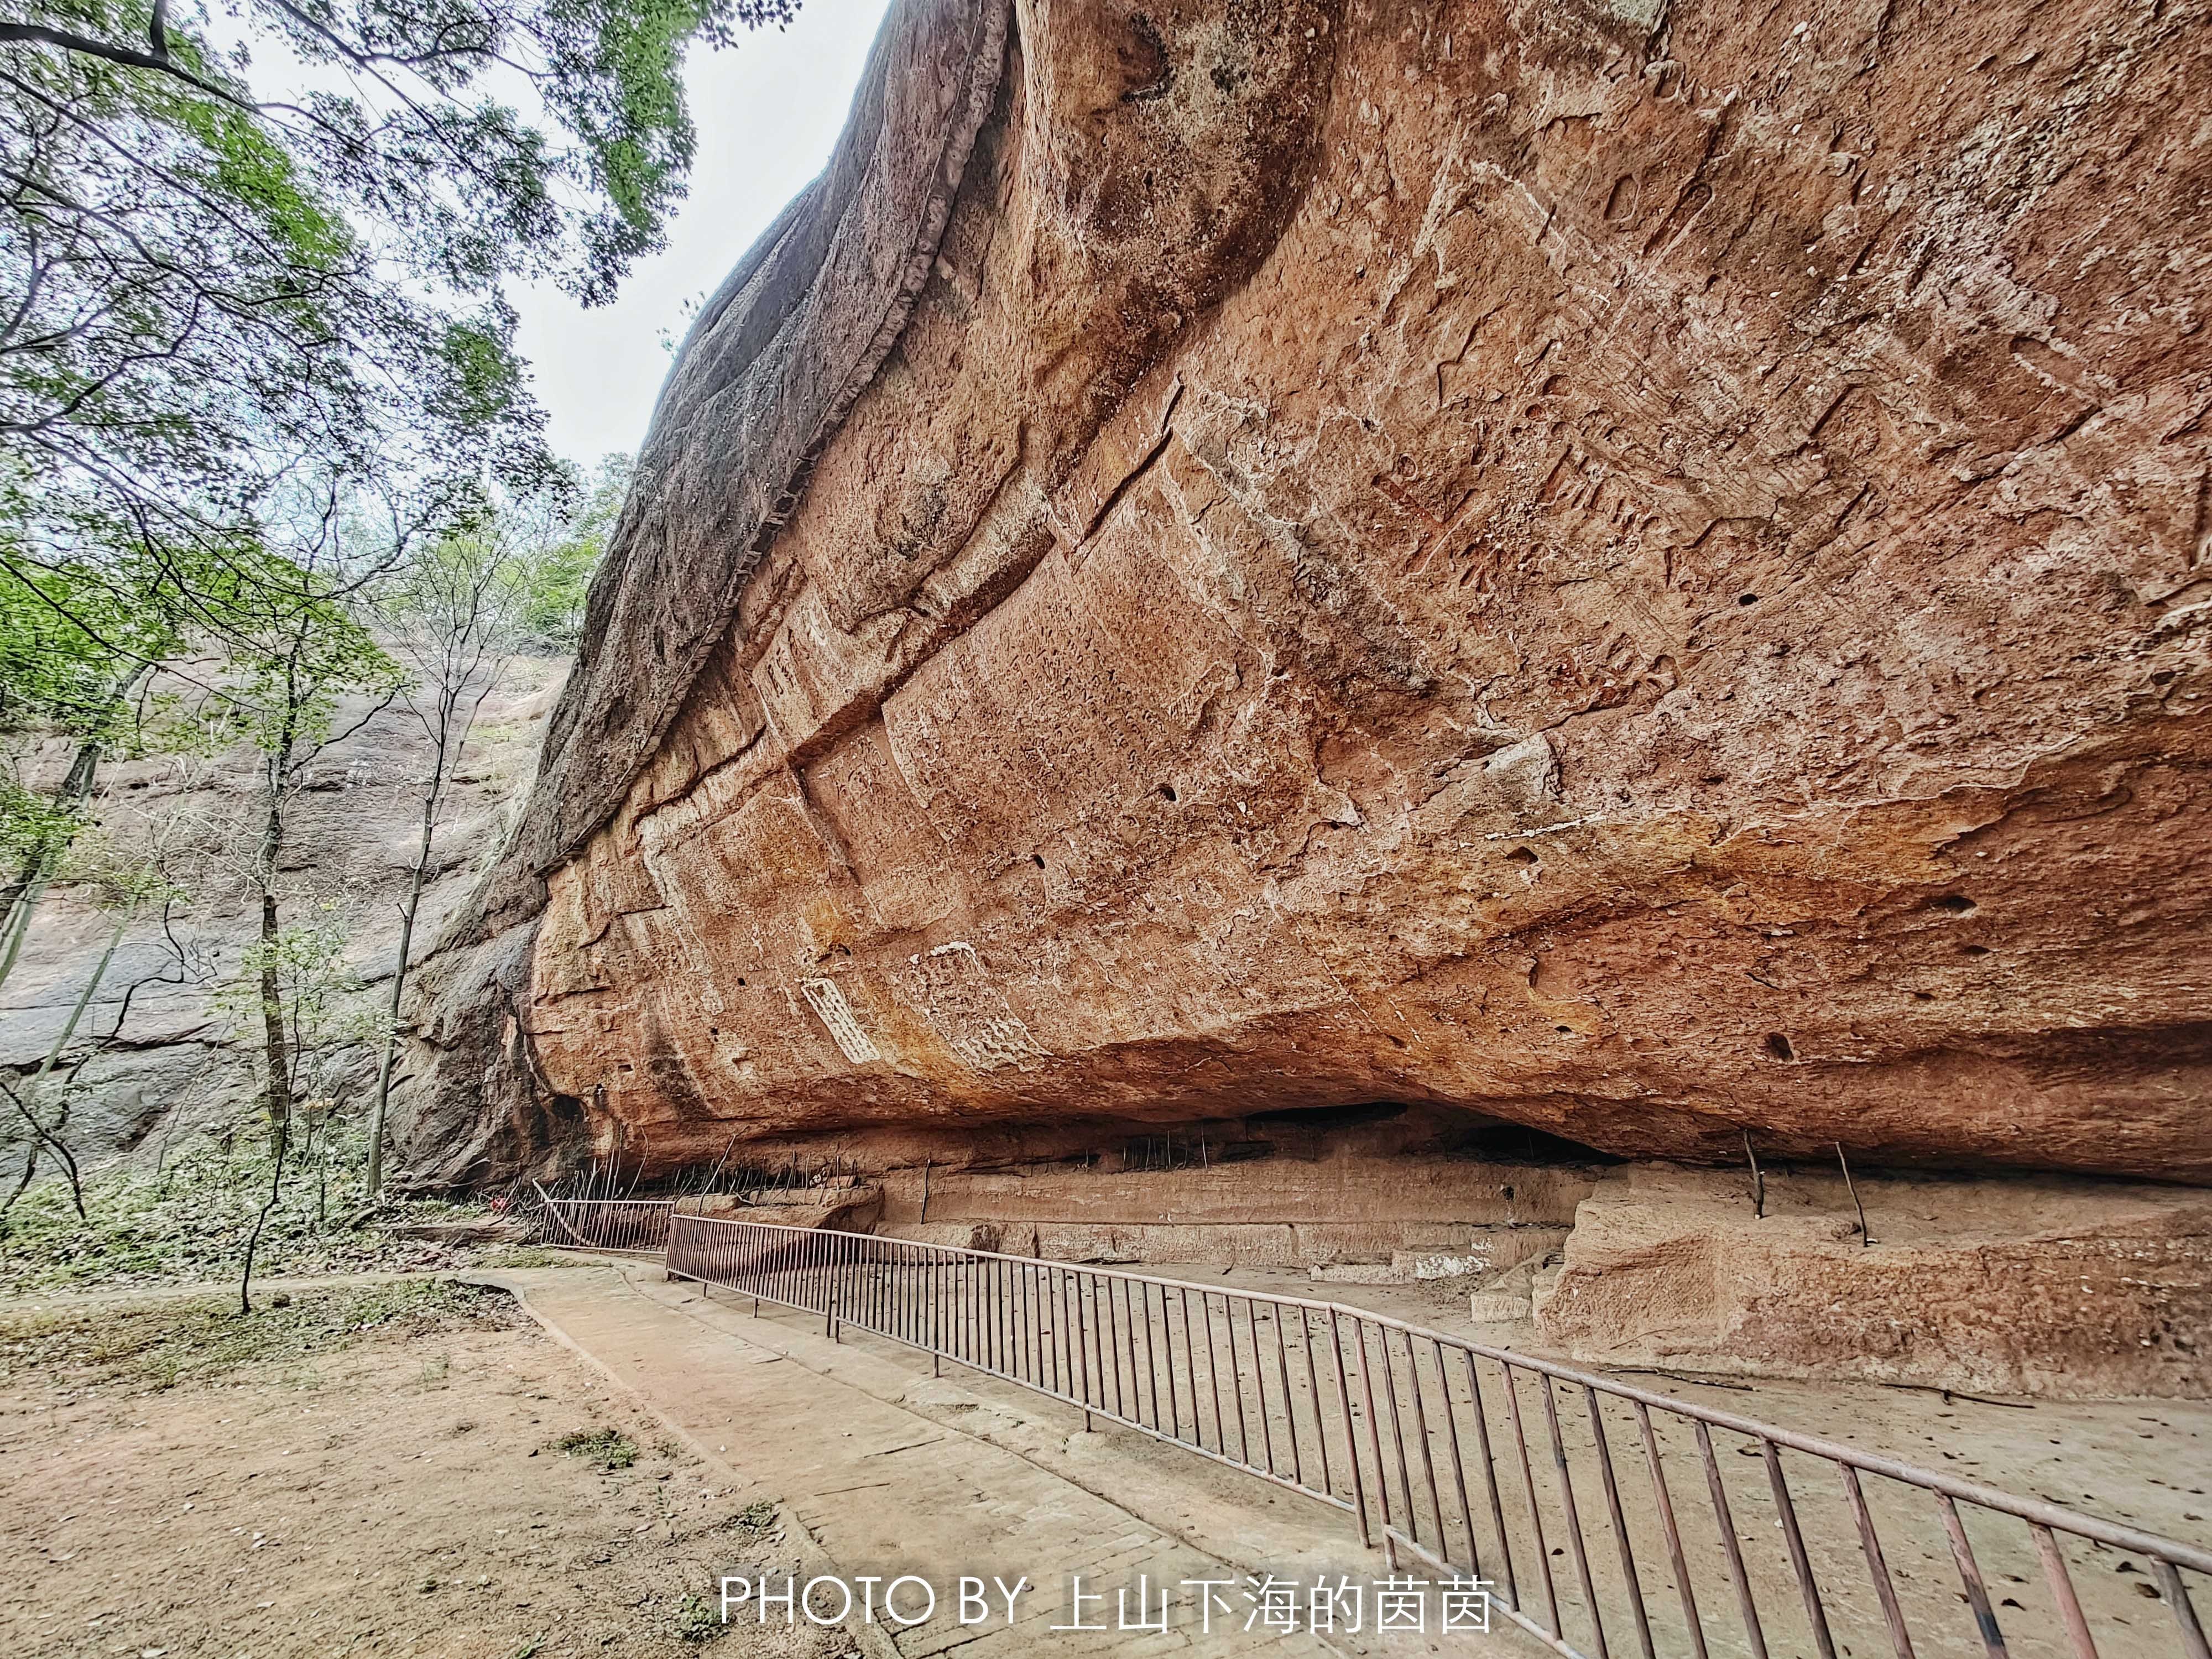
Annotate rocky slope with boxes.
[2,665,561,1175]
[403,0,2212,1191]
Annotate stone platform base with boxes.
[1533,1166,2211,1399]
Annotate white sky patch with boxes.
[509,0,896,467]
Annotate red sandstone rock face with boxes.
[1533,1167,2212,1397]
[405,0,2212,1186]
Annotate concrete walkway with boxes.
[477,1263,1525,1658]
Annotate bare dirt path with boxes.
[0,1277,844,1659]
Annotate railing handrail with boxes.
[533,1187,678,1253]
[666,1211,2212,1583]
[539,1194,676,1207]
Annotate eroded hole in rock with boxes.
[543,1092,586,1134]
[1244,1100,1407,1131]
[1438,1121,1621,1166]
[1764,1031,1796,1061]
[1930,893,1979,914]
[1504,845,1539,864]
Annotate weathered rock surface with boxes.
[406,0,2212,1189]
[697,1183,889,1232]
[4,664,561,1174]
[1532,1165,2211,1397]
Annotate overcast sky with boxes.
[508,0,896,468]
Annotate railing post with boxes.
[1351,1316,1395,1568]
[2031,1525,2100,1659]
[1697,1421,1767,1659]
[2153,1559,2209,1659]
[1328,1308,1369,1548]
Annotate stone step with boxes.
[1467,1288,1533,1323]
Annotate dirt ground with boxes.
[0,1280,849,1659]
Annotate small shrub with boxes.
[672,1593,721,1643]
[552,1427,637,1470]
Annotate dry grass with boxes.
[0,1276,520,1391]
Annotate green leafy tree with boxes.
[0,467,181,985]
[207,544,401,1167]
[2,0,789,695]
[1,0,727,1242]
[2,3,542,612]
[0,809,186,1223]
[215,903,372,1302]
[518,452,629,648]
[356,460,624,1194]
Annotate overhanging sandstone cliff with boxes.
[400,0,2212,1189]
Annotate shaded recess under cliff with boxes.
[399,0,2212,1191]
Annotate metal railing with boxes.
[535,1191,675,1254]
[666,1214,2212,1659]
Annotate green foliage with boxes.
[518,453,630,648]
[477,1243,559,1267]
[554,1425,639,1469]
[0,462,180,746]
[51,814,187,912]
[0,1120,482,1289]
[192,547,406,760]
[672,1593,722,1642]
[0,774,83,869]
[3,5,518,570]
[213,906,376,1052]
[371,456,627,655]
[0,557,169,742]
[3,0,766,692]
[0,476,179,896]
[379,521,531,668]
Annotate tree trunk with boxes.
[254,741,295,1162]
[243,731,295,1312]
[0,737,105,993]
[364,793,436,1197]
[238,1139,286,1315]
